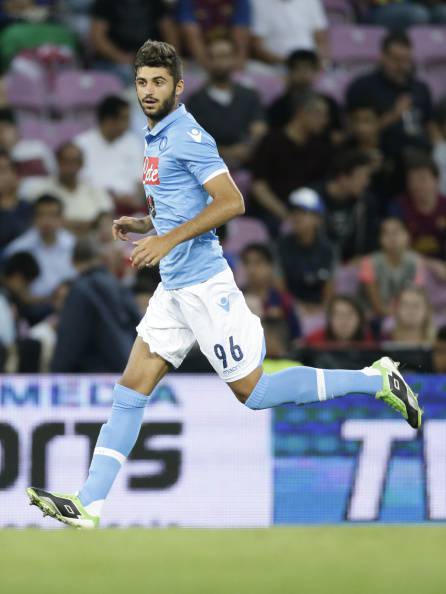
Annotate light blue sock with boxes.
[245,366,383,410]
[78,384,148,511]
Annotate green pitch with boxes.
[1,526,445,594]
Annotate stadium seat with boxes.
[419,71,446,102]
[410,26,446,68]
[231,169,252,198]
[234,71,285,106]
[52,70,123,112]
[315,69,355,104]
[4,72,48,113]
[19,117,89,149]
[323,0,355,24]
[182,70,206,102]
[224,216,270,256]
[329,25,386,72]
[298,309,325,338]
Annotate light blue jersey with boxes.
[142,103,229,289]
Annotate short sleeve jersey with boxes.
[142,104,229,289]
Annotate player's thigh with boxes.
[137,281,196,371]
[118,336,170,395]
[181,268,265,385]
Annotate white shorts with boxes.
[136,268,265,382]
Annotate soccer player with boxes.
[26,41,422,528]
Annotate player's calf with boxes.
[239,360,421,428]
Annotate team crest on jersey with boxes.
[159,136,168,152]
[143,156,160,185]
[146,194,156,218]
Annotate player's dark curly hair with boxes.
[134,40,183,86]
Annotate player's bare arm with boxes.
[112,215,153,241]
[130,172,244,268]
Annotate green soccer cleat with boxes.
[26,487,99,529]
[372,356,422,429]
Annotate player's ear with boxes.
[175,79,184,99]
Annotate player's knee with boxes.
[232,381,264,408]
[232,387,253,405]
[229,367,264,406]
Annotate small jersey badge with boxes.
[187,128,202,143]
[146,194,156,218]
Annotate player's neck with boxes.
[147,102,180,130]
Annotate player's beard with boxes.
[141,89,177,123]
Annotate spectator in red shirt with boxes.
[391,153,446,260]
[306,295,374,346]
[240,243,301,341]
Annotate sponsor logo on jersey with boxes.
[143,156,160,185]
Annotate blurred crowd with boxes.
[1,0,446,373]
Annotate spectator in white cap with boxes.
[277,187,336,313]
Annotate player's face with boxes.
[135,66,184,122]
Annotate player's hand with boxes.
[112,217,150,241]
[130,235,175,268]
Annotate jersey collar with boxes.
[145,103,187,137]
